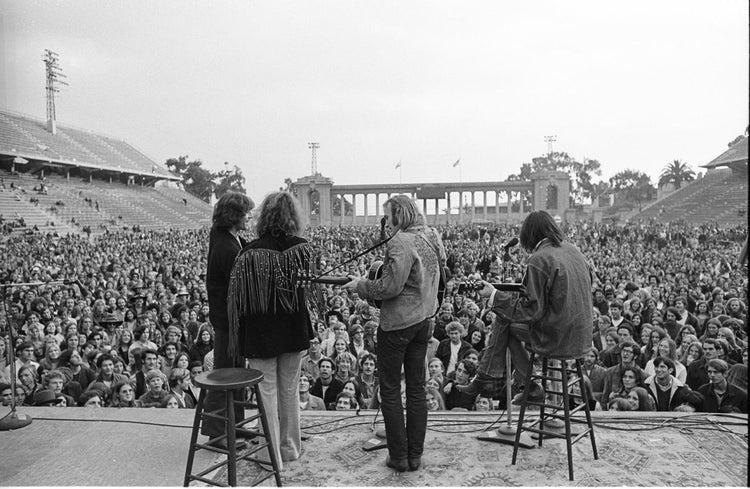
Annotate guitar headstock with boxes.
[456,280,483,295]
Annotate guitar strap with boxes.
[416,228,447,316]
[314,234,394,280]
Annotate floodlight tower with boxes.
[544,135,557,155]
[43,49,68,135]
[308,142,319,175]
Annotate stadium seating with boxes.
[1,168,212,234]
[635,169,748,226]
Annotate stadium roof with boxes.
[702,135,748,172]
[0,108,179,180]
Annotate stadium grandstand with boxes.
[634,136,748,226]
[0,108,212,234]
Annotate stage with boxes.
[0,407,747,487]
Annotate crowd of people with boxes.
[0,217,747,414]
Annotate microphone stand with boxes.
[0,282,38,431]
[477,248,533,448]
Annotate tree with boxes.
[507,163,532,182]
[658,160,695,190]
[509,152,602,203]
[609,170,655,211]
[165,156,215,203]
[214,163,246,199]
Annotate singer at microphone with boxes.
[458,211,594,402]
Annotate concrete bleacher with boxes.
[1,168,212,235]
[0,171,76,235]
[635,168,748,226]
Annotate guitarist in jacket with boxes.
[343,194,445,473]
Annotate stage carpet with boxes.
[0,407,747,487]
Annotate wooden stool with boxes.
[183,368,282,487]
[511,352,598,481]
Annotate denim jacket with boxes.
[356,225,445,331]
[493,240,593,359]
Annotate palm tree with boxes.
[658,160,695,189]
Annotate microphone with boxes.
[503,237,519,249]
[380,216,387,241]
[502,237,518,264]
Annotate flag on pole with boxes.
[453,159,461,167]
[395,160,401,169]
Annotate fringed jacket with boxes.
[227,234,315,359]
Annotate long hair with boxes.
[384,194,424,231]
[254,191,304,238]
[519,210,564,253]
[212,191,254,231]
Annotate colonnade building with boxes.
[290,170,572,226]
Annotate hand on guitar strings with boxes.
[341,275,361,293]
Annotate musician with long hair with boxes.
[202,191,254,450]
[227,190,314,470]
[343,194,445,473]
[459,210,593,403]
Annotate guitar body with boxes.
[367,261,384,308]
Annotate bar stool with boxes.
[183,368,282,487]
[511,351,598,481]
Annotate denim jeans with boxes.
[479,319,531,384]
[377,318,430,461]
[201,327,245,437]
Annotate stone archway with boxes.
[545,184,559,210]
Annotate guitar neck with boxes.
[310,276,350,285]
[491,283,523,292]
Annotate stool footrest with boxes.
[187,474,229,487]
[191,457,232,479]
[531,373,564,382]
[184,372,283,487]
[194,441,231,455]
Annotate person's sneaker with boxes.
[386,456,408,472]
[408,456,422,471]
[456,373,505,396]
[511,382,545,405]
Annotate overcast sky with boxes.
[1,1,747,202]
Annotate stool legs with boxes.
[573,358,598,460]
[511,354,597,481]
[559,360,574,481]
[184,390,206,486]
[226,389,237,486]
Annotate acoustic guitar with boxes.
[298,260,446,311]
